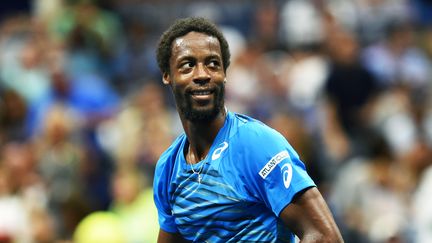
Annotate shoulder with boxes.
[231,113,289,152]
[153,133,186,204]
[154,134,186,180]
[231,113,283,138]
[158,133,186,160]
[228,113,298,171]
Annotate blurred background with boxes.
[0,0,432,242]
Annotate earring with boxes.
[224,78,227,83]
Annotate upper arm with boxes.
[158,229,190,243]
[280,187,344,243]
[242,127,316,216]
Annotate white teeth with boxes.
[194,91,210,95]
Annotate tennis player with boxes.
[153,17,343,243]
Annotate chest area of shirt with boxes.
[170,160,255,220]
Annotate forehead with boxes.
[171,31,222,59]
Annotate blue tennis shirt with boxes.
[153,111,315,242]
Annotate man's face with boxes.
[164,31,226,122]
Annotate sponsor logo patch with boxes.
[212,142,229,160]
[281,163,293,188]
[259,151,290,179]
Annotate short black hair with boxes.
[156,17,231,75]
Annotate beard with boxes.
[174,83,225,123]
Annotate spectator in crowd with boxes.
[322,28,380,162]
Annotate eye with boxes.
[208,60,221,69]
[180,61,194,69]
[178,60,195,72]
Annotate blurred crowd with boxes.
[0,0,432,242]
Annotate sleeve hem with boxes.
[160,224,178,234]
[275,184,316,217]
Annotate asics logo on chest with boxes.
[212,142,229,160]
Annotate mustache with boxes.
[176,83,225,122]
[185,85,217,94]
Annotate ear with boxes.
[162,72,171,85]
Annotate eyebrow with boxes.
[205,54,222,60]
[175,53,222,63]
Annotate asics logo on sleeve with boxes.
[212,142,229,160]
[281,163,293,188]
[259,151,290,179]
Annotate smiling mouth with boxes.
[192,90,211,95]
[189,89,214,103]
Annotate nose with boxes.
[193,63,211,84]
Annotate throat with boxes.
[186,145,208,164]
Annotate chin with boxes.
[176,86,225,122]
[184,106,221,122]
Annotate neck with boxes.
[182,110,226,164]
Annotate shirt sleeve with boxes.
[153,154,179,233]
[241,125,316,216]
